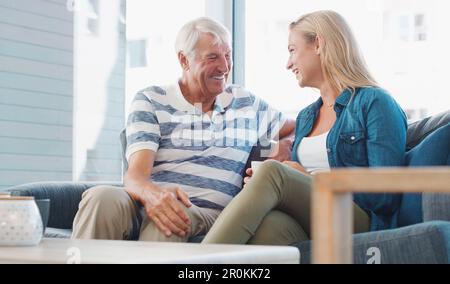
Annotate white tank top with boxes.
[297,131,331,175]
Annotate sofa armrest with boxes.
[294,221,450,264]
[5,181,122,229]
[311,167,450,264]
[423,193,450,222]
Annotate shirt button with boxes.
[327,148,331,153]
[350,136,356,141]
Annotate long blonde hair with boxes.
[290,10,378,94]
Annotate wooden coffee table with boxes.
[0,238,300,264]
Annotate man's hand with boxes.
[124,150,193,238]
[140,185,192,238]
[267,118,295,162]
[268,138,293,162]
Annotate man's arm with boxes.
[124,150,192,237]
[278,118,296,140]
[244,118,295,182]
[269,118,296,161]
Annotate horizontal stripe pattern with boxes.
[154,147,249,163]
[189,197,224,211]
[152,161,243,188]
[151,171,241,197]
[153,181,232,207]
[153,155,245,173]
[125,83,285,208]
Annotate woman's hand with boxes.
[282,161,309,175]
[244,160,309,185]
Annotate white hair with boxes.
[175,17,231,59]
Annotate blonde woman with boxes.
[202,10,407,245]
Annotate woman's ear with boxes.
[315,35,324,55]
[178,52,190,71]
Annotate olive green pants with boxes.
[202,160,370,245]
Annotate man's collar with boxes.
[172,81,201,115]
[174,80,233,115]
[214,89,233,113]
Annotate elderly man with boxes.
[72,17,295,242]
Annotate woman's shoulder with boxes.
[355,86,406,120]
[354,86,401,108]
[357,86,392,100]
[358,86,400,101]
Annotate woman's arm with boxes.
[357,89,408,230]
[365,90,408,167]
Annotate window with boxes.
[244,0,450,121]
[73,0,125,182]
[86,0,100,35]
[127,39,148,68]
[414,14,427,41]
[0,0,230,190]
[125,0,207,111]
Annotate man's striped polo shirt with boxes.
[125,82,286,210]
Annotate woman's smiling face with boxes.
[286,29,323,89]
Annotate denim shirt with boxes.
[292,87,408,231]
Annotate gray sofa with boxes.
[3,111,450,263]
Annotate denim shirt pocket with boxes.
[337,130,368,166]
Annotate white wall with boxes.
[0,0,126,188]
[0,0,74,188]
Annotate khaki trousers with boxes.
[202,160,370,245]
[71,186,220,242]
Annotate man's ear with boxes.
[178,52,189,71]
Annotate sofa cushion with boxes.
[406,122,450,166]
[294,221,450,264]
[6,182,122,229]
[45,228,72,239]
[398,122,450,227]
[406,110,450,150]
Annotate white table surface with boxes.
[0,238,300,264]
